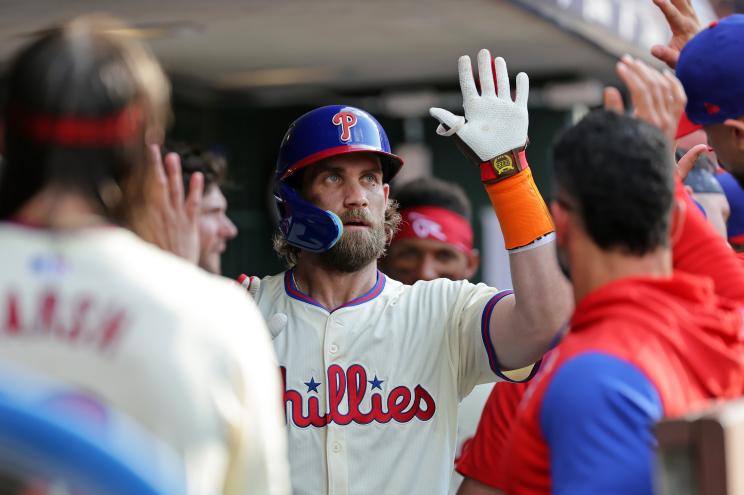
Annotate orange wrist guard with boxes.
[481,150,554,250]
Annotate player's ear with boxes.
[724,118,744,152]
[550,200,570,248]
[383,182,390,202]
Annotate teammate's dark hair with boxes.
[166,142,229,193]
[0,15,170,224]
[553,110,675,255]
[392,176,472,221]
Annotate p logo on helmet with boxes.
[332,111,357,142]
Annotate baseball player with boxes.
[0,15,289,495]
[247,49,571,494]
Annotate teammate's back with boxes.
[0,224,288,493]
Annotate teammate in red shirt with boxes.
[456,106,744,494]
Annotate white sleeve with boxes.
[448,282,516,400]
[219,290,290,495]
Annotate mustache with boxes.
[340,209,375,225]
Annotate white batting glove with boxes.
[430,49,529,163]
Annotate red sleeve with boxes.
[672,177,744,304]
[455,381,527,489]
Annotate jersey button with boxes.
[329,344,338,354]
[332,442,342,453]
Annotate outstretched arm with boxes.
[431,50,572,369]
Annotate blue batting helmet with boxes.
[274,105,403,253]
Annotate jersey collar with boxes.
[284,269,386,313]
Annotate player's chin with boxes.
[200,254,222,275]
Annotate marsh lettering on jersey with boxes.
[281,365,436,427]
[2,289,129,351]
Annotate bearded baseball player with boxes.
[0,16,288,494]
[244,49,571,494]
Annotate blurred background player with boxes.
[168,142,238,275]
[672,14,744,187]
[0,15,288,494]
[380,177,479,284]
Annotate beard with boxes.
[317,208,387,273]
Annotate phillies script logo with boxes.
[332,111,357,142]
[409,212,447,242]
[281,364,436,427]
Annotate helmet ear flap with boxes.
[274,182,343,253]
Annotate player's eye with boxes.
[325,173,341,184]
[363,173,380,184]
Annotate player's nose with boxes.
[343,181,369,209]
[220,215,238,240]
[414,257,439,282]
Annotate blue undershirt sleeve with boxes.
[539,352,663,495]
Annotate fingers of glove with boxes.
[458,55,478,100]
[164,152,185,210]
[430,108,464,135]
[477,49,496,97]
[494,57,511,100]
[515,71,529,108]
[603,86,625,114]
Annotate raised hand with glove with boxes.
[430,49,554,251]
[431,49,571,370]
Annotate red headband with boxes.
[394,206,473,253]
[9,104,143,147]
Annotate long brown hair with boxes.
[0,14,170,226]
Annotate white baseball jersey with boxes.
[0,223,290,495]
[253,269,514,495]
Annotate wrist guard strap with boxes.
[483,162,554,250]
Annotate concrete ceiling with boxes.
[0,0,668,101]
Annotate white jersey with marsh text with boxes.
[253,269,514,495]
[0,223,290,495]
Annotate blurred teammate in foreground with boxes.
[0,15,288,495]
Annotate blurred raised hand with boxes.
[131,145,203,263]
[650,0,701,69]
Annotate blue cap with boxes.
[677,15,744,126]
